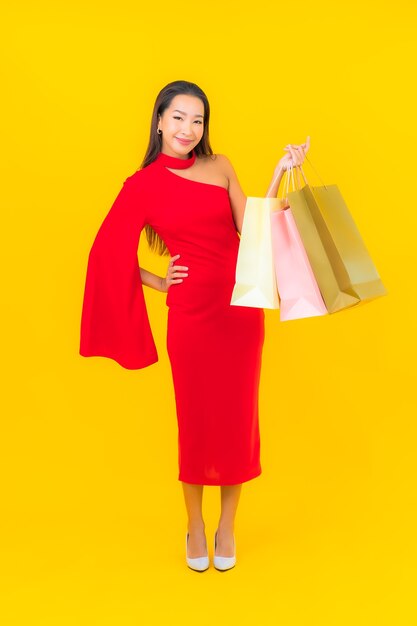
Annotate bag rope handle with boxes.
[266,153,328,199]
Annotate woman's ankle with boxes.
[187,521,206,533]
[217,521,234,535]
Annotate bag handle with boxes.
[298,155,328,190]
[269,165,296,211]
[266,154,328,199]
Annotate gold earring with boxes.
[157,128,162,135]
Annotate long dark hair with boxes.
[139,80,214,256]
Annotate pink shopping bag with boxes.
[270,177,328,321]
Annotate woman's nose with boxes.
[181,122,193,136]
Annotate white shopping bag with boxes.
[231,196,280,309]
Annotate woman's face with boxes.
[158,94,205,158]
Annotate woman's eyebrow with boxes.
[173,109,204,118]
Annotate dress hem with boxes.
[178,466,262,486]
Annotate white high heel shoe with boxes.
[213,529,236,571]
[185,532,209,572]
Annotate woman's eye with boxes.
[173,116,202,124]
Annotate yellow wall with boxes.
[1,1,416,624]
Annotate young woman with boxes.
[80,80,309,572]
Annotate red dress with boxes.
[80,149,265,485]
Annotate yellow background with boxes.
[1,1,416,624]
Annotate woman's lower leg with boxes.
[216,484,242,557]
[181,482,207,558]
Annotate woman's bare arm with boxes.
[218,139,310,233]
[140,267,164,291]
[216,155,247,235]
[140,255,189,293]
[217,155,285,234]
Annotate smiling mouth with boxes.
[175,137,193,143]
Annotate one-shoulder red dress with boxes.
[80,149,265,485]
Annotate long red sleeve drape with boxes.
[79,174,158,369]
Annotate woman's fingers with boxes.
[167,256,189,286]
[172,265,188,273]
[297,146,307,163]
[288,146,300,167]
[285,137,310,163]
[170,254,181,266]
[290,145,307,166]
[279,136,310,171]
[303,136,310,152]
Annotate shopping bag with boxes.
[287,162,387,310]
[304,179,387,302]
[271,170,328,320]
[231,196,280,309]
[280,166,358,313]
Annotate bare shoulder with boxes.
[196,153,235,178]
[192,153,230,189]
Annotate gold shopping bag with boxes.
[303,180,387,303]
[285,162,386,313]
[231,196,280,309]
[280,162,380,313]
[288,186,358,312]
